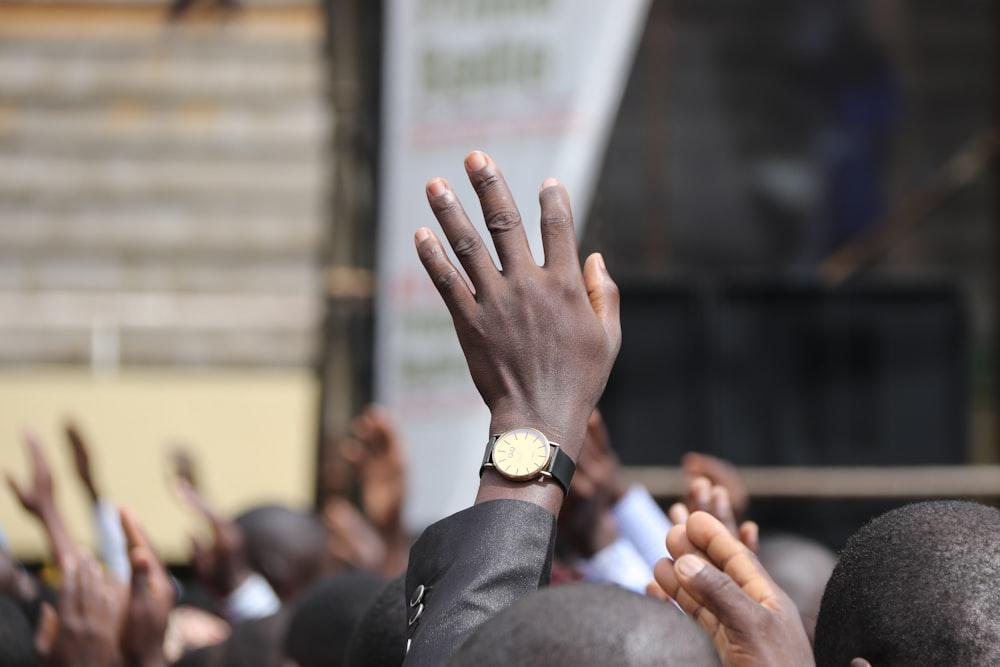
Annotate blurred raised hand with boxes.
[64,420,100,504]
[119,507,174,667]
[681,452,750,521]
[35,553,124,667]
[341,405,407,541]
[6,433,76,567]
[669,476,759,553]
[175,479,251,599]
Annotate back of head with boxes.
[284,571,386,667]
[0,593,36,667]
[450,583,721,667]
[344,575,408,667]
[223,609,290,667]
[235,504,327,600]
[814,500,1000,667]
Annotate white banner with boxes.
[376,0,651,529]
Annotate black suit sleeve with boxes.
[402,499,557,666]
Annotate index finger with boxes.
[25,432,52,477]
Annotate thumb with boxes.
[582,252,621,345]
[673,553,760,632]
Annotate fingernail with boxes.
[415,227,431,243]
[465,150,488,171]
[540,177,559,191]
[427,178,448,197]
[596,252,606,270]
[675,555,706,578]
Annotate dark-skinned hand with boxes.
[417,151,621,514]
[65,420,100,504]
[119,507,174,667]
[558,411,625,557]
[176,480,251,599]
[681,452,750,521]
[322,496,387,574]
[668,476,759,553]
[652,512,814,667]
[0,546,40,605]
[36,553,124,667]
[7,433,76,567]
[577,409,629,504]
[341,404,407,540]
[7,432,57,518]
[168,445,199,495]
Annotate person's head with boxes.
[343,575,407,667]
[450,583,721,667]
[222,609,289,667]
[283,571,385,667]
[0,593,36,667]
[234,505,327,602]
[814,500,1000,667]
[756,533,837,642]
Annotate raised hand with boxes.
[6,433,76,566]
[119,507,174,667]
[175,480,251,598]
[341,405,407,539]
[65,420,100,504]
[417,151,621,512]
[558,411,625,556]
[652,512,814,667]
[7,432,57,517]
[576,409,629,503]
[668,476,759,552]
[36,554,124,667]
[168,445,199,495]
[322,496,387,574]
[681,452,750,521]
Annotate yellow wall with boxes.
[0,368,317,563]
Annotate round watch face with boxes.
[492,428,552,481]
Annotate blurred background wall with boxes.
[0,0,327,561]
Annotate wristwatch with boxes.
[479,427,576,495]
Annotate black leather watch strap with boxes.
[545,445,576,496]
[480,435,499,474]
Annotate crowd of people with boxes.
[2,151,999,666]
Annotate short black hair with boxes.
[0,593,36,667]
[343,575,408,667]
[234,504,327,599]
[223,608,289,667]
[284,571,386,667]
[814,500,1000,667]
[450,583,721,667]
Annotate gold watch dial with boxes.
[492,428,552,481]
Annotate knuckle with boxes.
[432,197,461,219]
[451,233,483,260]
[473,171,502,197]
[433,268,462,292]
[485,208,522,235]
[541,211,572,230]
